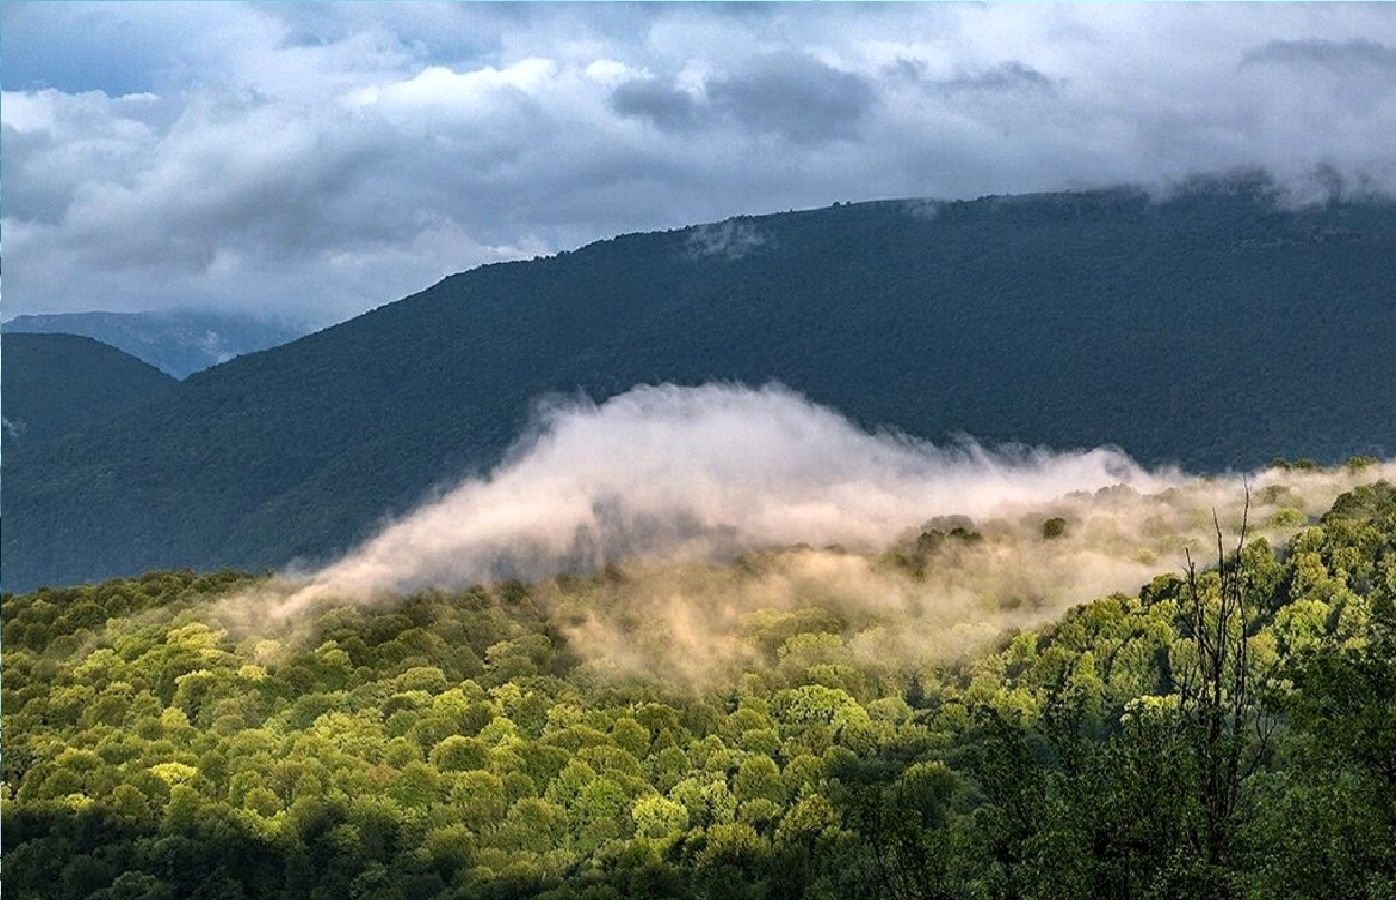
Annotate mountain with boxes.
[5,181,1396,591]
[1,333,176,448]
[2,309,306,378]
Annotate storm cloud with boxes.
[3,2,1395,324]
[1242,37,1396,73]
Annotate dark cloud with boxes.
[892,58,1058,96]
[610,78,703,132]
[939,61,1058,94]
[706,52,875,144]
[1242,38,1396,73]
[614,52,884,142]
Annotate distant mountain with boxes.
[2,309,306,378]
[1,333,176,448]
[5,181,1396,591]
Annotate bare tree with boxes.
[1176,482,1275,872]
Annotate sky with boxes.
[3,2,1395,326]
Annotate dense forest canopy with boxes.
[0,334,175,448]
[5,473,1394,900]
[6,179,1396,592]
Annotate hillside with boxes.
[1,334,176,447]
[3,310,306,378]
[6,180,1396,591]
[3,480,1393,899]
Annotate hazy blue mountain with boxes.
[1,333,176,448]
[2,309,306,378]
[5,180,1395,591]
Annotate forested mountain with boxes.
[2,310,305,378]
[4,480,1394,899]
[6,180,1396,591]
[1,334,176,447]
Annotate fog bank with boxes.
[241,383,1391,677]
[272,384,1169,609]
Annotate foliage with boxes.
[4,482,1396,898]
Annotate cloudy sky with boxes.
[3,2,1395,325]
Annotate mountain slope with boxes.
[6,183,1396,591]
[1,333,176,448]
[2,310,306,377]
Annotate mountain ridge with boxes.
[2,309,307,378]
[5,183,1395,592]
[1,333,177,448]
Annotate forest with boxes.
[3,476,1394,900]
[0,334,175,449]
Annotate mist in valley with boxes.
[226,383,1392,681]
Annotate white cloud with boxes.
[2,2,1394,324]
[349,59,560,117]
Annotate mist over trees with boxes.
[4,479,1394,900]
